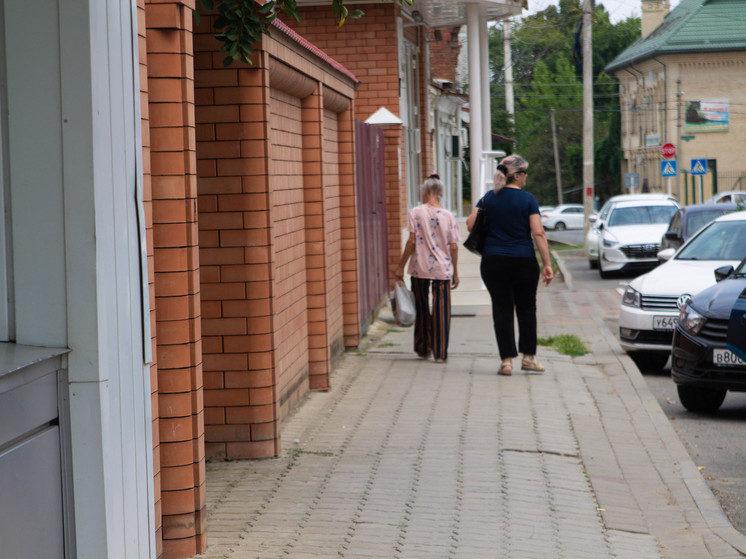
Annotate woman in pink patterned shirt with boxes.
[393,174,460,363]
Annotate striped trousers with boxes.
[411,277,452,361]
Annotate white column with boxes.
[467,3,483,204]
[503,20,515,123]
[480,15,491,152]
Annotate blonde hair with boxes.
[421,173,444,199]
[493,154,528,192]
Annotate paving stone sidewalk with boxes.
[196,280,746,558]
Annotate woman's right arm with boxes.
[394,232,416,281]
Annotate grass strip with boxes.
[538,334,588,357]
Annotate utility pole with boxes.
[582,0,594,233]
[676,78,684,202]
[550,109,563,204]
[503,20,515,125]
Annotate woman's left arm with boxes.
[466,205,479,232]
[529,214,553,286]
[449,243,459,289]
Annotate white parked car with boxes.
[540,204,584,230]
[597,199,679,278]
[704,191,746,205]
[619,211,746,372]
[586,193,678,269]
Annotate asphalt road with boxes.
[560,252,746,534]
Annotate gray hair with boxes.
[494,154,529,191]
[421,174,444,198]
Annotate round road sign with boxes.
[660,143,676,159]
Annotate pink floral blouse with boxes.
[407,204,461,280]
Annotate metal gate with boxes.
[355,119,389,330]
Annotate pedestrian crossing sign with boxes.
[660,160,677,177]
[691,159,707,175]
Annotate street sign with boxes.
[661,160,677,177]
[660,143,676,159]
[624,172,639,191]
[691,159,707,175]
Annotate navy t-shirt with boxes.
[476,188,540,258]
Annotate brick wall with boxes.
[429,27,463,83]
[287,4,423,285]
[144,1,207,557]
[194,13,359,460]
[270,86,311,416]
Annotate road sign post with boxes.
[691,159,707,203]
[624,172,639,193]
[661,160,677,195]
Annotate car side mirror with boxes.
[597,222,604,230]
[657,248,675,262]
[588,214,598,223]
[715,265,735,282]
[664,231,680,240]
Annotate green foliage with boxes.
[199,0,413,66]
[488,1,641,206]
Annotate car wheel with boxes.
[677,385,726,413]
[589,258,599,270]
[554,221,566,231]
[599,254,612,279]
[629,351,669,373]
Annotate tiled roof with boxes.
[606,0,746,72]
[272,18,359,85]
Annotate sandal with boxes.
[498,361,513,376]
[521,357,546,372]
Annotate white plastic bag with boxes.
[390,281,416,327]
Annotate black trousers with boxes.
[480,255,540,360]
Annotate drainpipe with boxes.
[467,3,483,204]
[652,57,668,141]
[628,64,645,191]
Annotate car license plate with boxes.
[653,316,677,331]
[712,348,746,366]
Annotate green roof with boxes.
[606,0,746,72]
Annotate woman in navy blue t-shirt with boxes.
[466,155,553,375]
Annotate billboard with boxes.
[685,99,729,132]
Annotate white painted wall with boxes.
[2,0,154,556]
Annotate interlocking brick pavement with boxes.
[196,262,746,559]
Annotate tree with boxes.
[198,0,414,66]
[488,1,640,205]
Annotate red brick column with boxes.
[145,1,207,557]
[381,125,408,287]
[338,104,360,347]
[301,87,330,389]
[194,16,280,459]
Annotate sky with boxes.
[518,0,681,24]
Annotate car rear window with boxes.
[608,205,678,227]
[685,209,730,237]
[677,220,746,261]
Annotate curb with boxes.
[555,250,746,555]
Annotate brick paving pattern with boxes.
[196,273,746,558]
